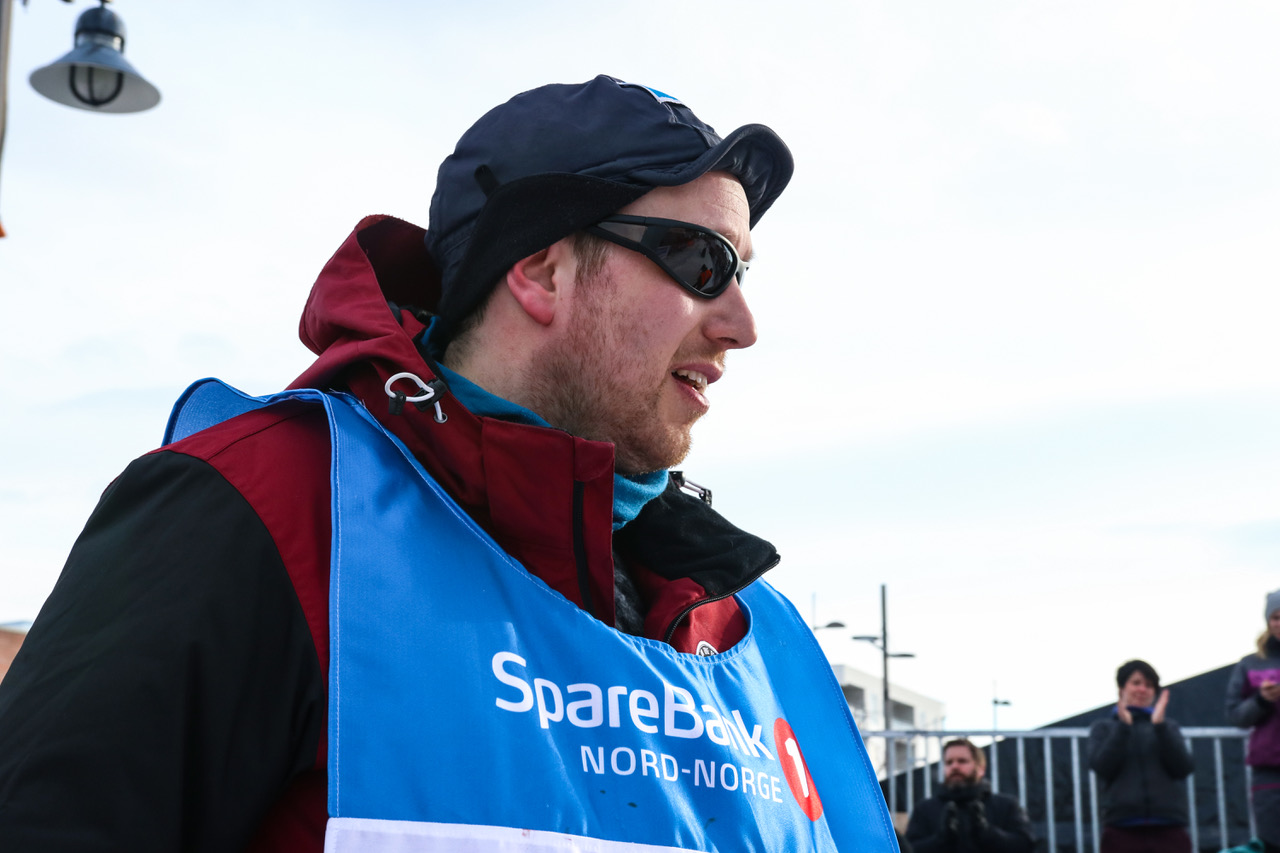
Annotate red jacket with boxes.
[0,216,779,851]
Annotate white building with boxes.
[829,662,946,779]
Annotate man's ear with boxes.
[503,239,574,327]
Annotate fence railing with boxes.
[864,728,1252,853]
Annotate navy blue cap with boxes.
[426,75,794,333]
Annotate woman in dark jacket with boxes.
[1226,589,1280,853]
[1088,659,1194,853]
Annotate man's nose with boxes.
[704,281,757,349]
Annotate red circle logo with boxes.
[774,718,823,821]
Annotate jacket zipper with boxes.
[661,553,782,645]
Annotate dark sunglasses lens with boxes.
[652,227,735,295]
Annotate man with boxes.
[0,77,896,851]
[906,738,1035,853]
[1090,660,1195,853]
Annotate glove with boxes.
[966,799,988,836]
[943,801,960,838]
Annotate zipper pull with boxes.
[671,471,712,506]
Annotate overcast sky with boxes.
[1,1,1277,733]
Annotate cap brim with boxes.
[626,124,794,227]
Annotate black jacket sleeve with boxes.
[1226,659,1273,729]
[0,451,325,852]
[1088,717,1130,780]
[977,795,1036,853]
[1154,719,1195,779]
[905,799,950,853]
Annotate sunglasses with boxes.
[584,214,749,299]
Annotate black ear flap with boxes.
[436,174,648,328]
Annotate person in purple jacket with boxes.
[1226,589,1280,853]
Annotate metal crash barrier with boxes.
[864,728,1252,852]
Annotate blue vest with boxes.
[167,380,897,853]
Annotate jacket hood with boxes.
[293,215,441,392]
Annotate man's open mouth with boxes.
[672,369,708,392]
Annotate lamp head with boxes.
[29,2,161,113]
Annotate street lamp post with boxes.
[0,0,15,236]
[853,583,914,731]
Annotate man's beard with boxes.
[522,270,698,475]
[945,769,980,788]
